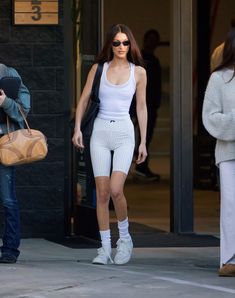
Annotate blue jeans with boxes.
[0,164,20,259]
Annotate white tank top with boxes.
[97,62,136,120]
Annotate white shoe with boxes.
[114,238,133,265]
[92,247,113,265]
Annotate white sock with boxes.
[100,229,111,253]
[118,218,131,241]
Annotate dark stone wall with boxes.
[0,1,66,237]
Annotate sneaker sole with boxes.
[92,261,107,265]
[92,259,113,265]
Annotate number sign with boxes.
[14,0,59,25]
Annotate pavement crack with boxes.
[53,285,79,292]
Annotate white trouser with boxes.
[219,160,235,267]
[90,117,135,177]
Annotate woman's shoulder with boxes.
[212,68,234,83]
[90,62,106,73]
[134,65,146,78]
[87,63,105,84]
[88,63,101,79]
[90,63,99,73]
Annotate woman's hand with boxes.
[136,143,147,164]
[0,89,6,106]
[72,129,84,149]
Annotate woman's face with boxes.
[112,32,130,59]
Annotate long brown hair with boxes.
[96,24,143,66]
[213,28,235,81]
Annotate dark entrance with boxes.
[67,0,194,242]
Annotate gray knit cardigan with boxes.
[202,68,235,166]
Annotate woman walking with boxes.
[203,28,235,276]
[72,24,147,265]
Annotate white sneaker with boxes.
[92,247,113,265]
[114,238,133,265]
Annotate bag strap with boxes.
[91,63,104,102]
[6,104,31,136]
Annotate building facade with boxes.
[0,0,66,237]
[0,0,233,238]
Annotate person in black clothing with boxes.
[133,29,162,180]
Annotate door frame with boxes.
[170,0,193,233]
[63,0,194,237]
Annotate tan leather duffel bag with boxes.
[0,105,48,166]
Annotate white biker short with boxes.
[90,117,135,177]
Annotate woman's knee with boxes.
[96,188,110,204]
[110,188,123,201]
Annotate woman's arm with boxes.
[135,66,148,164]
[202,72,235,141]
[72,63,98,148]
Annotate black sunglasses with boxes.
[112,40,130,47]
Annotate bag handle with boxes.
[6,104,31,137]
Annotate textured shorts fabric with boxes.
[90,117,135,177]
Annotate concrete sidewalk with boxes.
[0,239,234,298]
